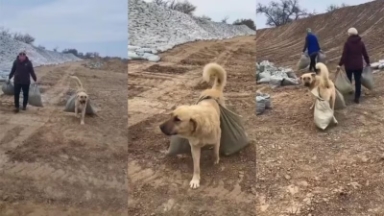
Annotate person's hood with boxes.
[347,35,361,44]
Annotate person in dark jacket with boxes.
[336,27,370,104]
[303,28,321,73]
[7,49,37,112]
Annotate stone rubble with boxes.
[0,35,81,81]
[128,0,255,61]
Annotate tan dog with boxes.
[70,76,89,125]
[159,63,227,189]
[300,63,337,123]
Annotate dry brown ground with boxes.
[128,36,257,215]
[256,1,384,215]
[0,59,127,215]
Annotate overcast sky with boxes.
[143,0,256,24]
[0,0,127,58]
[256,0,373,29]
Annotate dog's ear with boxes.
[190,118,197,133]
[311,73,316,78]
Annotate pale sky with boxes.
[0,0,127,58]
[143,0,256,25]
[256,0,374,29]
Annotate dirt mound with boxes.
[256,0,384,68]
[256,1,384,215]
[128,36,257,215]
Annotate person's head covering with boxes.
[306,28,312,33]
[347,27,358,36]
[19,49,26,55]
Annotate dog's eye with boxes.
[174,116,180,122]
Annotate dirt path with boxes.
[256,1,384,215]
[0,60,127,215]
[128,36,257,215]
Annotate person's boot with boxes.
[354,98,360,104]
[22,106,26,111]
[14,107,20,113]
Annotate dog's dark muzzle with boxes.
[159,122,176,136]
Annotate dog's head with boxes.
[77,92,88,104]
[300,73,317,87]
[159,105,197,137]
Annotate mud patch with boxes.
[146,64,189,74]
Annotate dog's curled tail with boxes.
[70,76,83,89]
[203,63,227,92]
[316,62,330,88]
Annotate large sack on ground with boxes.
[297,53,310,70]
[167,96,249,156]
[311,87,337,130]
[317,51,326,63]
[361,66,374,90]
[334,89,346,110]
[334,70,353,94]
[1,82,14,95]
[64,94,97,114]
[28,83,43,107]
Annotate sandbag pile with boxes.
[128,45,161,62]
[256,60,299,88]
[370,59,384,70]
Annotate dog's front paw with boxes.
[189,178,200,189]
[214,157,220,165]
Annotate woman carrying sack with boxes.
[336,27,370,104]
[7,49,38,112]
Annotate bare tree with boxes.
[0,27,12,37]
[53,46,59,52]
[233,19,256,31]
[37,45,46,50]
[221,16,229,23]
[256,0,311,27]
[13,32,35,44]
[326,3,348,12]
[153,0,196,15]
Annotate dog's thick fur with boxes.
[159,63,227,189]
[70,76,89,125]
[300,63,337,123]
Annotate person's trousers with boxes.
[345,69,363,99]
[308,53,318,73]
[14,83,30,108]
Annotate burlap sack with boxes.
[317,51,326,63]
[297,53,310,70]
[64,94,97,114]
[311,87,337,130]
[1,82,14,95]
[334,89,346,110]
[28,83,43,107]
[167,96,249,156]
[361,66,374,90]
[334,70,353,94]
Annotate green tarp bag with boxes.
[167,96,249,156]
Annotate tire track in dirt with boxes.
[1,61,128,214]
[128,36,256,215]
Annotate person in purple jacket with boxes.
[7,49,37,112]
[337,27,370,104]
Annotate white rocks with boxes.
[128,0,255,61]
[0,35,81,80]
